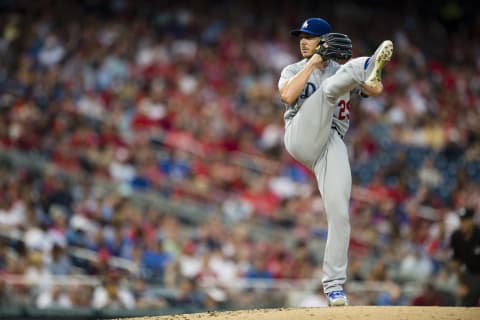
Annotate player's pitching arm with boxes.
[280,32,333,105]
[280,58,325,105]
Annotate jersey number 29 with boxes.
[338,100,351,120]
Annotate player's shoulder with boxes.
[281,59,307,73]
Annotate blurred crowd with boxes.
[0,0,479,310]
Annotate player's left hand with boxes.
[315,33,353,61]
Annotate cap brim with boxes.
[290,29,319,37]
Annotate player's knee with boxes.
[322,82,338,103]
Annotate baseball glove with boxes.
[315,33,353,61]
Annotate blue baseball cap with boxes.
[290,18,332,37]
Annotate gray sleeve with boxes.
[278,65,296,89]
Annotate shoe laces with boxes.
[327,290,346,299]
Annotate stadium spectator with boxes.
[91,273,136,309]
[411,282,447,306]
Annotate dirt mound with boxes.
[130,306,480,320]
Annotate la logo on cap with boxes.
[302,21,308,28]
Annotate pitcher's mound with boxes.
[131,306,480,320]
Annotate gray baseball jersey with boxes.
[279,56,369,294]
[279,59,351,138]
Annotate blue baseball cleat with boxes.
[326,290,348,306]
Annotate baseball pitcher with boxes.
[278,17,393,306]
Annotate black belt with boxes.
[331,126,344,139]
